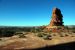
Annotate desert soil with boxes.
[0,33,75,50]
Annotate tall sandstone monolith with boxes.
[46,7,64,30]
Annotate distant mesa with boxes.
[46,7,64,29]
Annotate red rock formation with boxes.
[46,7,64,29]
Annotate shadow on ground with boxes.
[21,42,75,50]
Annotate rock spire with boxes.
[47,7,64,29]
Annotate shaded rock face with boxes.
[47,7,64,29]
[50,8,63,26]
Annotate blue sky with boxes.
[0,0,75,26]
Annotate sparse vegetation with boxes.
[72,30,75,33]
[71,35,74,37]
[15,32,23,35]
[35,32,52,40]
[59,33,64,37]
[0,30,15,37]
[42,35,52,40]
[0,26,75,39]
[0,26,75,49]
[64,34,69,36]
[53,34,56,36]
[0,39,2,41]
[0,26,44,37]
[18,34,26,38]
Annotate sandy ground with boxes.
[0,33,75,50]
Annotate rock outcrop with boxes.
[46,7,64,29]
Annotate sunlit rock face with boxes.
[47,7,64,29]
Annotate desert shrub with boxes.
[36,33,44,37]
[36,32,52,40]
[64,26,69,29]
[42,36,49,40]
[68,32,72,34]
[2,30,15,37]
[0,30,2,37]
[71,35,74,37]
[72,30,75,33]
[59,33,64,37]
[42,35,52,40]
[60,35,64,37]
[53,34,56,36]
[31,27,38,33]
[0,39,2,41]
[15,32,29,36]
[31,26,45,33]
[18,34,26,38]
[64,34,69,36]
[23,27,32,32]
[24,32,29,35]
[15,32,23,35]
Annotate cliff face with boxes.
[47,7,64,29]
